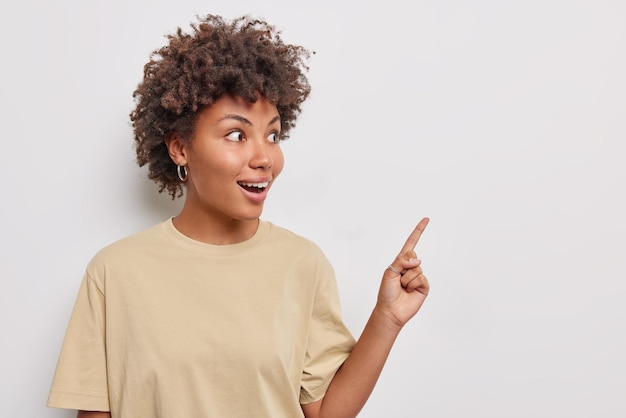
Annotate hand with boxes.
[376,217,430,328]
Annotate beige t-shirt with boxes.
[47,219,355,417]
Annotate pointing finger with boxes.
[400,217,429,255]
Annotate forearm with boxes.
[318,307,402,418]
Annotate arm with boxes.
[302,218,430,418]
[77,412,111,418]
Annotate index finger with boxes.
[399,217,430,254]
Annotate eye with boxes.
[267,131,281,143]
[226,130,244,142]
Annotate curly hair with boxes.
[130,15,312,198]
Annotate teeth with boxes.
[239,181,269,188]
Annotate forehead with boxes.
[200,94,279,122]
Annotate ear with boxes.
[165,132,188,166]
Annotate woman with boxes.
[47,15,430,418]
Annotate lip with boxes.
[239,186,269,203]
[238,176,272,184]
[237,177,272,203]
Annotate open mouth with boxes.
[238,181,269,194]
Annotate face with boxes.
[168,94,284,225]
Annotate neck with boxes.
[171,206,260,245]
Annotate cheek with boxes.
[188,154,236,188]
[197,147,240,173]
[273,148,285,176]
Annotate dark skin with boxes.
[300,218,429,418]
[77,218,430,418]
[131,15,310,199]
[76,14,431,418]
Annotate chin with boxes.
[237,208,265,221]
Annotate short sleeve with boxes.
[47,271,110,411]
[299,257,355,404]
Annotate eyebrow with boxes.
[219,114,281,127]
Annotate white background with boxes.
[1,0,625,417]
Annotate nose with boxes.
[249,138,272,169]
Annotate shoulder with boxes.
[262,221,335,278]
[85,221,167,274]
[264,221,326,256]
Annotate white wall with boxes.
[1,0,625,417]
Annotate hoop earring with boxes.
[177,165,188,182]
